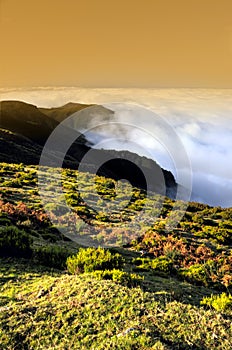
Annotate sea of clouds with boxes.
[1,87,232,207]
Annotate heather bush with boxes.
[201,293,232,312]
[150,256,174,274]
[0,225,33,258]
[34,245,73,270]
[66,247,125,274]
[179,260,217,287]
[91,269,144,287]
[133,256,174,276]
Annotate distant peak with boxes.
[61,102,92,108]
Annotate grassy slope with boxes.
[0,258,232,350]
[0,162,232,349]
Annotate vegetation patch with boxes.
[1,162,232,348]
[66,247,125,274]
[0,225,33,258]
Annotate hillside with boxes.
[0,128,43,164]
[1,258,232,350]
[0,162,232,349]
[1,162,232,267]
[0,100,178,198]
[0,100,59,145]
[1,100,232,348]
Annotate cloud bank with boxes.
[1,87,232,207]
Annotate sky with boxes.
[0,0,232,88]
[1,1,232,206]
[1,87,232,208]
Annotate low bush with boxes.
[91,269,144,287]
[133,256,174,276]
[179,260,217,287]
[33,245,73,270]
[201,293,232,312]
[0,215,12,226]
[0,225,33,258]
[151,256,174,274]
[40,232,60,243]
[66,247,125,274]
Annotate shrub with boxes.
[66,247,125,274]
[0,215,12,226]
[179,260,217,287]
[0,226,33,258]
[40,232,60,243]
[95,212,109,222]
[151,256,174,274]
[91,269,144,287]
[133,256,174,275]
[44,203,68,216]
[132,257,150,270]
[34,245,73,270]
[201,293,232,312]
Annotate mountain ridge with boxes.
[0,100,178,198]
[39,101,93,122]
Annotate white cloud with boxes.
[1,87,232,207]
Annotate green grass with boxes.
[0,258,232,350]
[1,162,232,348]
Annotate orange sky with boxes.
[0,0,232,88]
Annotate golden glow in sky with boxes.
[0,0,232,87]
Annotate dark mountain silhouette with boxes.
[0,100,88,163]
[0,101,59,145]
[0,128,43,164]
[0,100,178,198]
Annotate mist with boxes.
[1,87,232,207]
